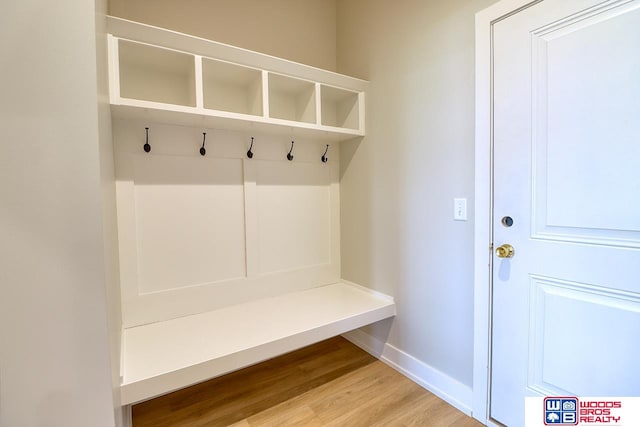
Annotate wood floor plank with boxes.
[244,403,324,427]
[239,363,398,426]
[132,337,376,427]
[318,365,429,426]
[132,337,483,427]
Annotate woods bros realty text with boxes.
[536,397,635,426]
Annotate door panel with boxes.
[528,276,640,396]
[532,3,640,245]
[491,0,640,425]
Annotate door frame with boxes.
[473,0,543,424]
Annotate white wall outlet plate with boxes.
[454,198,467,221]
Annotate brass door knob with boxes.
[495,244,515,258]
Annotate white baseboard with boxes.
[342,329,473,417]
[121,405,132,427]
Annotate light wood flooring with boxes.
[133,337,483,427]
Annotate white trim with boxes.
[121,405,132,427]
[473,4,493,423]
[242,159,259,279]
[261,70,269,118]
[358,91,366,134]
[344,329,473,417]
[473,0,542,424]
[194,55,203,109]
[381,343,473,417]
[315,82,322,126]
[107,34,121,103]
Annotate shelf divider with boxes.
[194,55,204,109]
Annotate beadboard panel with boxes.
[113,120,340,327]
[135,155,245,294]
[256,161,333,274]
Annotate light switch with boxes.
[454,198,467,221]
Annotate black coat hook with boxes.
[143,127,151,153]
[287,141,295,161]
[199,132,207,156]
[247,137,254,159]
[321,144,330,163]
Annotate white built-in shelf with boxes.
[121,282,395,405]
[107,17,367,141]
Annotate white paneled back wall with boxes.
[113,120,340,327]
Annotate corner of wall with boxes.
[96,0,124,423]
[343,328,474,416]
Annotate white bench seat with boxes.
[121,282,395,405]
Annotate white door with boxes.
[491,0,640,425]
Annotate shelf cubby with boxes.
[108,16,366,141]
[202,58,263,116]
[321,85,360,130]
[268,73,316,124]
[118,39,196,107]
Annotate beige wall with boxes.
[0,0,116,425]
[338,0,498,388]
[109,0,337,71]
